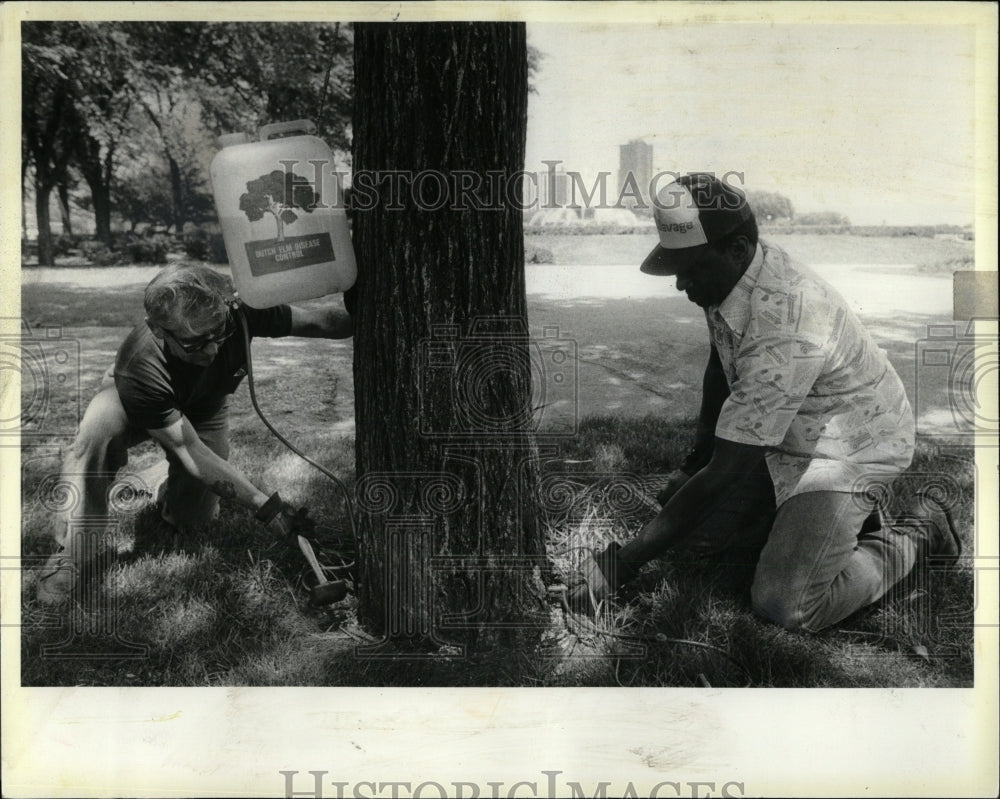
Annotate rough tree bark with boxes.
[352,22,546,653]
[57,179,72,235]
[34,188,54,264]
[166,154,185,233]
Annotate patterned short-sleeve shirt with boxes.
[708,241,914,505]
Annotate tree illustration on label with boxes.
[239,170,320,242]
[239,170,335,278]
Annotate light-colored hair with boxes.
[144,264,234,334]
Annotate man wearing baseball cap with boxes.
[569,173,961,633]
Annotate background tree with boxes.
[22,23,76,265]
[133,22,354,153]
[65,23,136,244]
[111,162,180,232]
[134,82,205,234]
[352,22,546,653]
[22,23,437,256]
[23,23,138,251]
[55,169,80,235]
[746,189,795,225]
[795,210,851,226]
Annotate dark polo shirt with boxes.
[114,304,291,431]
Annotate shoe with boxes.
[566,542,636,615]
[567,551,614,615]
[910,491,962,566]
[36,551,80,606]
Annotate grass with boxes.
[22,283,147,329]
[14,242,977,687]
[537,418,975,688]
[17,354,975,688]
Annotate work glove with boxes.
[566,542,638,615]
[655,468,692,507]
[275,506,318,547]
[255,492,317,548]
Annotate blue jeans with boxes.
[680,464,917,633]
[750,490,917,632]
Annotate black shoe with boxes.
[914,491,962,565]
[566,542,637,615]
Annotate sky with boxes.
[525,22,978,226]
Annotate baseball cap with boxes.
[640,173,754,275]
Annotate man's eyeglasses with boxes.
[163,314,235,353]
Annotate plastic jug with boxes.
[209,120,356,308]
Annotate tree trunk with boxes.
[78,161,114,245]
[92,182,113,244]
[269,210,286,242]
[57,179,72,235]
[139,95,186,233]
[352,22,546,654]
[24,80,72,266]
[167,153,185,233]
[35,182,55,266]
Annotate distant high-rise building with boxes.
[618,140,653,209]
[540,167,570,208]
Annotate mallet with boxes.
[295,534,348,606]
[256,493,349,606]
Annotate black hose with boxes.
[237,307,358,544]
[550,587,755,687]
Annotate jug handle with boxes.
[258,120,317,140]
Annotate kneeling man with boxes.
[37,263,354,605]
[571,173,960,632]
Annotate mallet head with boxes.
[309,579,348,606]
